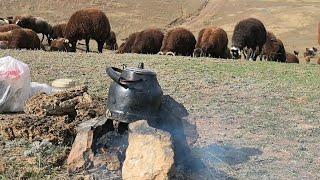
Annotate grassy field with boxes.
[0,49,320,179]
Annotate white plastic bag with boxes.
[0,56,31,113]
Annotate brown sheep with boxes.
[50,38,73,52]
[231,18,267,60]
[117,32,139,54]
[260,32,286,62]
[49,23,67,41]
[193,27,228,58]
[159,27,196,56]
[275,38,286,62]
[260,32,276,59]
[285,52,299,63]
[117,29,164,54]
[105,31,118,50]
[132,29,163,54]
[16,16,53,44]
[0,24,21,32]
[0,28,40,50]
[64,8,110,53]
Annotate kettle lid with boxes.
[124,67,156,75]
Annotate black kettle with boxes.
[105,63,163,123]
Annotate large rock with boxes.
[67,117,114,173]
[122,120,174,180]
[66,126,95,173]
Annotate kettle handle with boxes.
[106,67,123,84]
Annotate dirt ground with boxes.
[1,0,320,179]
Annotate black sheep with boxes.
[231,18,267,61]
[16,16,53,44]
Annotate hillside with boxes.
[0,0,205,40]
[179,0,320,54]
[1,0,319,54]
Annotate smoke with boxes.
[148,95,262,179]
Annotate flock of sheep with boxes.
[0,8,318,64]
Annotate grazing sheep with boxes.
[0,28,40,50]
[303,48,318,63]
[286,52,299,63]
[131,29,163,54]
[49,23,67,41]
[260,32,280,60]
[260,33,286,62]
[64,8,110,53]
[303,47,317,57]
[274,39,287,62]
[231,18,267,60]
[117,28,164,54]
[0,24,21,32]
[159,27,196,56]
[16,16,53,44]
[117,32,140,54]
[193,27,228,58]
[0,18,10,26]
[50,38,73,52]
[105,31,118,50]
[117,32,138,53]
